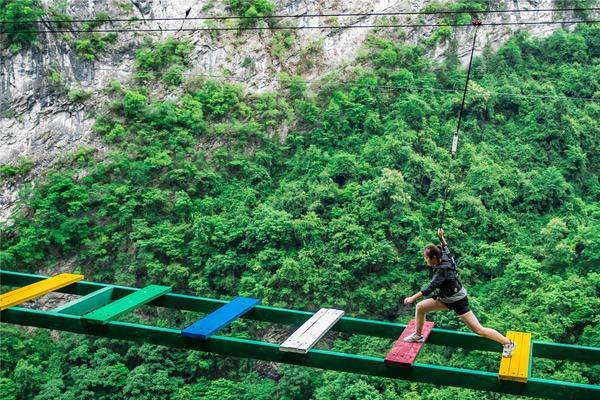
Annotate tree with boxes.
[0,0,44,53]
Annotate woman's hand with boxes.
[404,296,415,305]
[437,228,447,247]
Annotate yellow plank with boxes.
[515,332,525,380]
[499,331,531,383]
[0,273,84,311]
[520,332,532,380]
[499,332,513,377]
[513,331,528,383]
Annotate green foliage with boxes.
[296,39,324,73]
[117,1,134,13]
[0,378,17,400]
[123,365,182,400]
[122,90,148,117]
[0,0,44,54]
[47,65,70,95]
[422,0,487,29]
[74,32,118,61]
[241,56,255,69]
[0,157,32,179]
[270,31,295,60]
[201,0,215,12]
[227,0,274,28]
[104,79,124,95]
[182,374,275,400]
[426,26,454,46]
[67,88,92,102]
[134,38,193,84]
[554,0,597,17]
[47,1,73,29]
[162,64,185,87]
[73,14,118,60]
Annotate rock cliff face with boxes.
[0,0,595,221]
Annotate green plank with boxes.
[82,285,171,324]
[1,270,598,364]
[52,287,114,316]
[1,307,599,400]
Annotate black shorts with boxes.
[433,295,470,316]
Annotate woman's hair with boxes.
[424,244,443,260]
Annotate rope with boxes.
[438,19,481,229]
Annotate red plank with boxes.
[385,320,435,367]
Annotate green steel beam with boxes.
[1,307,598,400]
[52,287,114,316]
[2,270,599,364]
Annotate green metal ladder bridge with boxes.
[1,270,598,399]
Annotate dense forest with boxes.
[1,2,599,398]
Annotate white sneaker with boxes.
[503,341,517,357]
[403,332,425,343]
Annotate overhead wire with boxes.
[5,18,600,34]
[1,6,598,24]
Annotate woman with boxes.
[403,228,516,358]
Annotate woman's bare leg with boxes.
[415,298,449,335]
[459,311,510,345]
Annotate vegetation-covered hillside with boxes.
[1,21,599,399]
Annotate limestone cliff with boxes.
[0,0,596,221]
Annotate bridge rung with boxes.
[82,285,171,324]
[181,296,260,339]
[52,286,114,315]
[385,319,434,367]
[499,331,532,383]
[0,273,84,311]
[280,308,345,353]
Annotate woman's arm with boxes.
[404,291,423,304]
[405,267,445,304]
[438,227,447,248]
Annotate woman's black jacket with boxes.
[420,246,463,299]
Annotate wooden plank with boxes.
[280,308,344,353]
[385,319,435,367]
[181,297,260,339]
[0,273,84,311]
[52,287,114,316]
[280,308,329,352]
[499,331,532,383]
[499,332,519,380]
[82,285,171,324]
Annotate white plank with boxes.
[280,308,344,353]
[294,309,344,351]
[280,308,328,349]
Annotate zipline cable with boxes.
[438,19,481,229]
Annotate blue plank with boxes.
[181,297,260,339]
